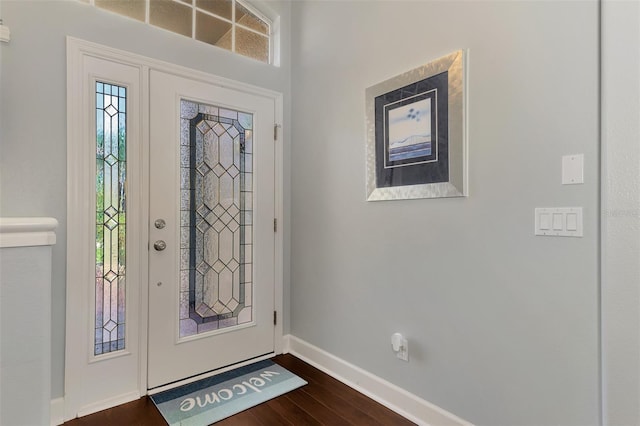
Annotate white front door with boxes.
[148,70,276,389]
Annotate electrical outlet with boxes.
[397,339,409,361]
[391,333,409,362]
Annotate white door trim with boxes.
[66,45,146,420]
[65,37,284,420]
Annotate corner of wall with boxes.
[50,397,65,426]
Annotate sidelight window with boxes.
[95,81,127,355]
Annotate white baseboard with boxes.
[75,391,140,419]
[54,391,141,423]
[50,397,65,426]
[283,335,471,426]
[282,332,292,353]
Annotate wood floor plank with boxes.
[216,408,265,426]
[283,388,353,425]
[297,381,388,425]
[64,397,166,426]
[274,354,416,426]
[64,354,415,426]
[244,407,285,426]
[240,399,294,425]
[263,392,322,425]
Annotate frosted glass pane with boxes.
[238,112,252,130]
[219,133,234,169]
[150,0,193,37]
[215,33,232,51]
[219,174,234,209]
[181,101,198,120]
[195,11,232,47]
[196,0,232,20]
[95,0,146,21]
[236,2,268,35]
[179,99,253,338]
[235,27,269,63]
[219,108,237,120]
[203,131,219,167]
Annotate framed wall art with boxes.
[365,50,468,201]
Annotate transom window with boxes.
[84,0,272,63]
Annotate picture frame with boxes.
[365,50,468,201]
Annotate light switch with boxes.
[535,207,583,237]
[562,154,584,185]
[539,214,551,230]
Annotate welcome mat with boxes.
[150,359,307,425]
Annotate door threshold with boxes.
[147,352,275,395]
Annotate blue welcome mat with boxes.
[150,359,307,425]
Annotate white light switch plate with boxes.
[535,207,583,237]
[562,154,584,184]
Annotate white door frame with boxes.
[65,37,284,421]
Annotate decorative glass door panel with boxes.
[95,82,127,355]
[179,101,253,338]
[148,70,275,389]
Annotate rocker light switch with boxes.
[535,207,583,237]
[539,213,551,230]
[566,213,578,231]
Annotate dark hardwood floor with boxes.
[64,354,416,425]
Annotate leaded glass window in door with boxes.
[95,82,127,355]
[179,100,253,338]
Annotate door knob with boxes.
[154,219,166,229]
[153,240,167,251]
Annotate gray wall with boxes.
[0,0,292,399]
[290,1,600,425]
[601,1,640,424]
[1,245,52,426]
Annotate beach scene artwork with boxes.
[387,98,432,162]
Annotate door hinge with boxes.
[273,311,277,325]
[274,124,280,141]
[273,218,277,232]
